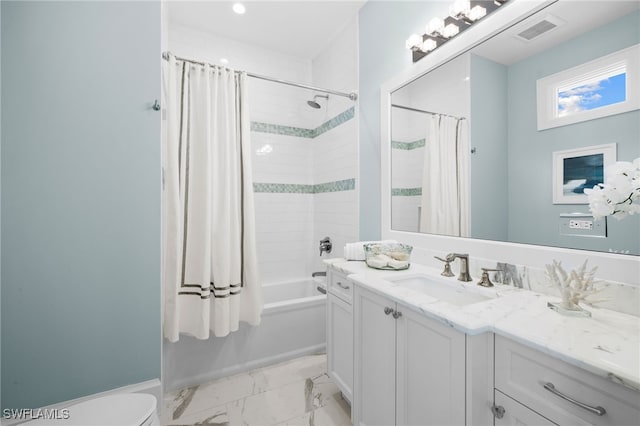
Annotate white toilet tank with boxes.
[23,393,159,426]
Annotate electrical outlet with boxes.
[569,219,593,230]
[560,214,606,237]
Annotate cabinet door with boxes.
[396,307,466,426]
[495,390,558,425]
[327,292,353,402]
[353,286,397,426]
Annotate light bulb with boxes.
[467,5,487,21]
[442,23,460,38]
[421,39,438,53]
[426,17,445,36]
[232,3,246,15]
[449,0,470,18]
[405,34,423,50]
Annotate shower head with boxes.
[307,94,329,109]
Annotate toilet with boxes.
[24,393,159,426]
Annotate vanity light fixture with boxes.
[406,0,510,63]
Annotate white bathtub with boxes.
[163,278,327,392]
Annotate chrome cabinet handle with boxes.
[392,310,402,319]
[384,307,394,315]
[543,383,606,416]
[336,281,350,290]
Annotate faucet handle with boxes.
[477,267,503,287]
[434,256,455,277]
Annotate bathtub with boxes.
[163,278,327,392]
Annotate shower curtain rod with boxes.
[391,103,465,120]
[162,52,358,101]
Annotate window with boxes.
[537,44,639,130]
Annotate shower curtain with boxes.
[419,115,470,237]
[162,55,262,342]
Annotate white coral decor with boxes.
[545,260,603,311]
[584,158,640,220]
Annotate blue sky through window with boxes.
[557,72,626,116]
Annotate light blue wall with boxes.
[507,11,640,254]
[470,54,508,241]
[358,1,448,239]
[1,1,161,409]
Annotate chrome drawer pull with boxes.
[543,383,606,416]
[384,307,394,315]
[336,281,350,290]
[392,310,402,319]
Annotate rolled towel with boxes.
[367,254,393,269]
[344,240,397,261]
[388,259,409,270]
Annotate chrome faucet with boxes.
[446,253,472,282]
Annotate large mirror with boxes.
[390,0,640,255]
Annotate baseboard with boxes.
[165,343,327,393]
[1,379,162,426]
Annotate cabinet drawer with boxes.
[329,270,353,304]
[495,390,557,425]
[495,335,640,426]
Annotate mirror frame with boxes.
[380,0,639,285]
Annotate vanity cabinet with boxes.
[494,336,640,426]
[353,285,467,426]
[326,269,354,403]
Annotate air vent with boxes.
[515,14,565,42]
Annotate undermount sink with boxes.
[388,274,495,307]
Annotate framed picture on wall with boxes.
[552,143,617,204]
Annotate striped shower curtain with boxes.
[162,55,262,342]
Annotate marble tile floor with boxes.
[162,354,352,426]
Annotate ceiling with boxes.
[473,0,640,65]
[166,0,367,60]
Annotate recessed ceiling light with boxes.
[220,58,229,65]
[232,3,246,15]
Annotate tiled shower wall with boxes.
[168,19,358,284]
[311,16,359,273]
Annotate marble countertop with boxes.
[324,259,640,392]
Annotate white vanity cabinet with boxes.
[353,284,471,426]
[494,336,640,426]
[326,269,354,403]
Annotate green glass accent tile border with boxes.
[314,178,355,193]
[315,107,355,137]
[253,183,314,194]
[251,106,355,138]
[391,187,422,196]
[391,138,425,150]
[254,178,355,194]
[250,122,315,138]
